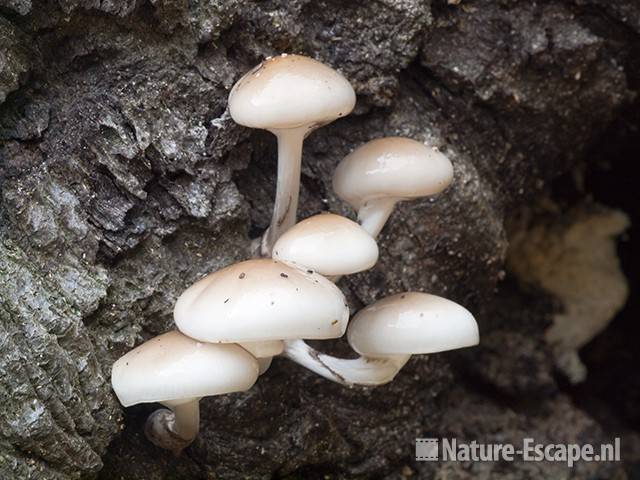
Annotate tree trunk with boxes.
[1,0,638,478]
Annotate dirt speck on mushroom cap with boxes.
[173,259,349,342]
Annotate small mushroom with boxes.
[283,292,478,386]
[272,212,378,277]
[229,54,356,255]
[332,137,453,237]
[174,259,350,373]
[111,331,259,454]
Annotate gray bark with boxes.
[0,0,637,478]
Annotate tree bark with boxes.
[0,0,638,478]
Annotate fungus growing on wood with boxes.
[272,212,378,277]
[111,331,259,454]
[173,259,350,374]
[283,293,478,386]
[112,55,479,452]
[229,54,356,255]
[332,137,453,237]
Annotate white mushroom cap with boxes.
[272,213,378,276]
[347,292,478,357]
[332,137,454,210]
[174,259,349,343]
[228,54,356,130]
[111,331,259,407]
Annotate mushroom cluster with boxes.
[111,54,479,453]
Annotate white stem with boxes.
[358,197,398,238]
[239,340,283,375]
[171,401,200,441]
[239,340,284,358]
[282,339,411,386]
[262,127,306,256]
[257,357,273,375]
[145,399,200,455]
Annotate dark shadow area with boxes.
[560,101,640,476]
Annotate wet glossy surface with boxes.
[111,331,259,407]
[229,54,355,129]
[347,292,478,356]
[333,137,453,209]
[174,259,349,343]
[273,213,378,276]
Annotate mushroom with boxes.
[229,54,356,255]
[272,212,378,277]
[111,331,259,454]
[283,292,478,386]
[173,258,350,373]
[332,137,454,237]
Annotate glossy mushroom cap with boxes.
[272,213,378,276]
[111,331,259,407]
[347,292,478,357]
[174,259,349,343]
[332,137,454,210]
[228,54,356,131]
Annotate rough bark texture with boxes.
[0,0,638,478]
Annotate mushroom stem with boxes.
[262,127,306,256]
[145,399,200,455]
[257,357,273,375]
[282,339,411,386]
[357,197,398,237]
[239,340,284,375]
